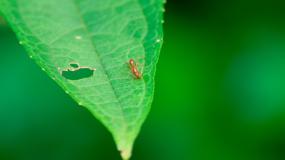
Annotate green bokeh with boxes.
[1,0,285,159]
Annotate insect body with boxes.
[129,59,142,79]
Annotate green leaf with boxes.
[0,0,164,159]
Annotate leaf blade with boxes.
[0,0,164,159]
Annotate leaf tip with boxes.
[120,147,132,160]
[114,131,136,160]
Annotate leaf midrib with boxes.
[71,0,129,130]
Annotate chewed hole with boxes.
[70,63,79,68]
[62,68,94,80]
[60,62,96,80]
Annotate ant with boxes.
[129,58,142,79]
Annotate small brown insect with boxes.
[129,58,142,79]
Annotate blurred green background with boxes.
[1,0,285,159]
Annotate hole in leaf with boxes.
[70,63,79,68]
[61,63,96,80]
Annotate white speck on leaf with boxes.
[75,35,82,40]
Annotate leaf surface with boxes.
[0,0,164,159]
